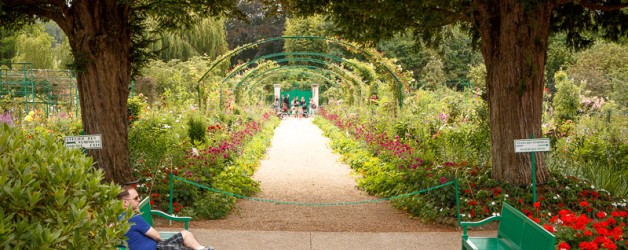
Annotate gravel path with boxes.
[194,117,453,232]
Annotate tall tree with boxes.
[12,23,55,69]
[283,0,627,185]
[225,0,286,65]
[0,0,241,184]
[151,17,229,61]
[0,28,16,65]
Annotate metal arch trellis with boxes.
[238,68,334,104]
[247,66,338,88]
[197,36,405,109]
[222,51,360,87]
[234,62,363,105]
[225,52,365,100]
[233,57,358,90]
[240,66,343,98]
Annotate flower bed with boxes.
[316,107,628,249]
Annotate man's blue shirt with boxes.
[125,214,157,250]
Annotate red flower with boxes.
[558,241,571,250]
[578,241,598,250]
[468,200,478,206]
[580,201,590,207]
[543,224,555,233]
[533,201,541,210]
[596,212,607,219]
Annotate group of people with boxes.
[273,94,317,118]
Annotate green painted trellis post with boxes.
[514,135,551,204]
[169,172,174,215]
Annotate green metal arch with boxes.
[223,51,361,86]
[197,36,405,109]
[247,66,338,88]
[238,65,363,107]
[239,66,342,96]
[241,67,338,98]
[233,57,357,90]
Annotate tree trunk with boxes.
[474,0,553,185]
[60,0,134,184]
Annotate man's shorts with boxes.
[157,233,191,250]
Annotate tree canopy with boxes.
[0,0,242,184]
[281,0,627,185]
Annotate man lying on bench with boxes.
[117,186,213,250]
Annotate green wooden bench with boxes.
[117,197,192,249]
[461,202,555,250]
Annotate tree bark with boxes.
[59,0,134,184]
[474,0,553,185]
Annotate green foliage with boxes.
[545,34,576,90]
[284,15,330,54]
[0,28,16,65]
[127,95,147,125]
[466,63,486,93]
[552,71,581,123]
[150,17,228,61]
[377,34,429,87]
[187,115,207,144]
[421,55,447,90]
[0,124,129,249]
[566,42,628,106]
[192,192,236,219]
[12,23,55,69]
[548,113,628,197]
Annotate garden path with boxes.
[193,117,453,232]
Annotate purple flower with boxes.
[0,113,13,127]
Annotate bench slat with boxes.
[461,202,555,250]
[464,237,515,250]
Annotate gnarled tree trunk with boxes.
[57,0,134,184]
[474,0,553,185]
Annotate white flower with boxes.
[504,194,509,198]
[163,124,171,129]
[175,119,180,123]
[591,185,595,189]
[491,201,496,206]
[553,194,561,200]
[192,148,199,156]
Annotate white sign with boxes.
[514,138,550,153]
[64,134,102,149]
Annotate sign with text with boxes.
[514,138,550,153]
[64,134,102,149]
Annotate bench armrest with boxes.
[150,210,192,230]
[461,215,501,240]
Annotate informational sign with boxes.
[64,134,102,149]
[514,138,551,153]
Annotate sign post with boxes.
[64,134,102,149]
[514,136,550,203]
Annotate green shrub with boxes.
[0,124,129,249]
[128,95,146,125]
[187,115,207,144]
[192,192,237,219]
[553,71,581,124]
